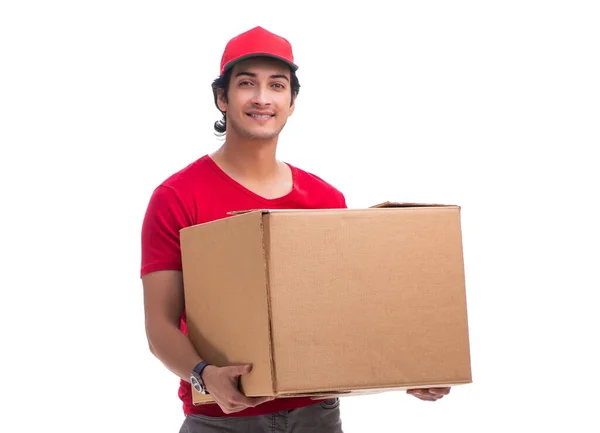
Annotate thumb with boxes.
[228,363,252,376]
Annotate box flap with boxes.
[370,201,457,208]
[227,209,301,216]
[180,211,275,405]
[227,209,270,216]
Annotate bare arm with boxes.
[142,270,201,382]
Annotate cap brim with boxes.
[222,53,299,74]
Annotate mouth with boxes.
[246,113,274,120]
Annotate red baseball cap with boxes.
[219,26,299,75]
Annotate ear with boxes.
[289,96,296,116]
[216,88,228,112]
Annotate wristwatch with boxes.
[190,360,211,394]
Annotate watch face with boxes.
[190,375,202,392]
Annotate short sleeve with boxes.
[140,185,191,277]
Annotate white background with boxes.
[1,1,599,432]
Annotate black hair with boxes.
[211,64,301,135]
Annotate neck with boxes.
[211,134,280,180]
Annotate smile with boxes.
[247,113,274,119]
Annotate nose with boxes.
[250,84,270,106]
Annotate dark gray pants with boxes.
[179,398,343,433]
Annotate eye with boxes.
[239,80,253,87]
[272,82,286,90]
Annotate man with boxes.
[140,26,450,433]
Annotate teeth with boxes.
[250,114,271,118]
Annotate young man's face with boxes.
[218,57,295,141]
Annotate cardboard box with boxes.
[180,202,472,405]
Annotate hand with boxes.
[407,387,451,402]
[202,364,274,414]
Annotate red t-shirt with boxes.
[140,154,347,417]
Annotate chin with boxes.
[247,132,279,140]
[241,127,282,141]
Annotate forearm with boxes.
[147,321,202,382]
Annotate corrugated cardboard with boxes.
[180,202,472,405]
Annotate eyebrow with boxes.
[235,71,290,82]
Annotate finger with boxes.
[409,390,441,401]
[219,394,259,413]
[227,364,253,377]
[249,396,275,406]
[407,389,429,396]
[413,390,438,400]
[221,404,247,414]
[409,388,448,397]
[416,395,438,402]
[232,394,273,408]
[213,397,242,414]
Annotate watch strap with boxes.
[193,360,211,379]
